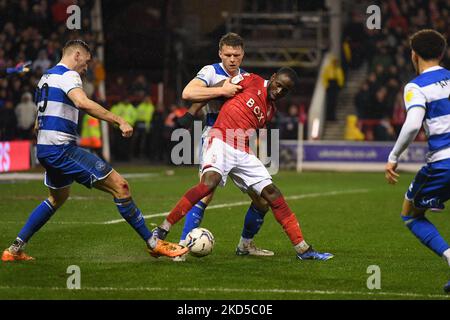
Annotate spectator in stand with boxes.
[279,104,299,140]
[32,49,51,73]
[15,92,36,140]
[354,81,370,120]
[384,77,400,117]
[365,86,394,141]
[148,104,166,163]
[341,36,352,76]
[10,78,24,106]
[110,99,126,161]
[347,0,450,141]
[133,96,155,158]
[374,64,388,86]
[92,57,105,87]
[120,99,137,160]
[0,0,96,141]
[79,114,103,159]
[322,57,344,121]
[110,98,137,161]
[391,90,406,137]
[129,75,150,96]
[368,86,387,120]
[0,101,17,141]
[108,76,127,100]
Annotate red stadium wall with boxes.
[0,141,31,173]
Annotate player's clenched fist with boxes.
[119,121,133,138]
[221,77,242,97]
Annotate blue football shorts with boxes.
[406,158,450,210]
[38,144,113,189]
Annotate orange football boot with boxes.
[147,240,188,258]
[1,249,35,262]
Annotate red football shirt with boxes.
[210,73,275,151]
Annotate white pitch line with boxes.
[2,189,368,226]
[0,285,447,299]
[103,189,369,225]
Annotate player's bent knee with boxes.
[261,184,281,202]
[47,192,69,209]
[115,178,131,198]
[201,172,221,191]
[255,202,270,214]
[401,199,426,218]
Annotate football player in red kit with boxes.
[152,67,333,260]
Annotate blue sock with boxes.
[402,215,450,257]
[114,198,152,242]
[18,199,56,242]
[241,204,266,239]
[180,201,206,241]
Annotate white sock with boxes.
[443,248,450,267]
[161,219,172,232]
[147,237,158,250]
[294,240,310,254]
[9,238,25,254]
[179,239,187,247]
[239,237,252,248]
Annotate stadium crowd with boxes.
[0,0,99,140]
[5,0,448,161]
[347,0,450,141]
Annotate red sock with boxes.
[269,195,304,245]
[166,183,211,225]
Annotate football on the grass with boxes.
[185,227,215,257]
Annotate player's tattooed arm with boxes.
[68,88,133,137]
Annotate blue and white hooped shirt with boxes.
[403,66,450,162]
[35,63,83,157]
[195,63,245,126]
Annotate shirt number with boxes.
[35,83,49,113]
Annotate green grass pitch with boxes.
[0,166,449,300]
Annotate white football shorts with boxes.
[201,137,272,195]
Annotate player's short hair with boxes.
[63,39,92,56]
[276,67,299,85]
[219,32,244,50]
[410,29,447,61]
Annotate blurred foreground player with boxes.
[0,61,31,77]
[385,29,450,293]
[153,68,334,261]
[2,40,187,262]
[176,32,274,260]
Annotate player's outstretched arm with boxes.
[68,88,133,137]
[385,106,425,184]
[0,61,31,77]
[182,78,241,102]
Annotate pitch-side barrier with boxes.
[280,140,427,172]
